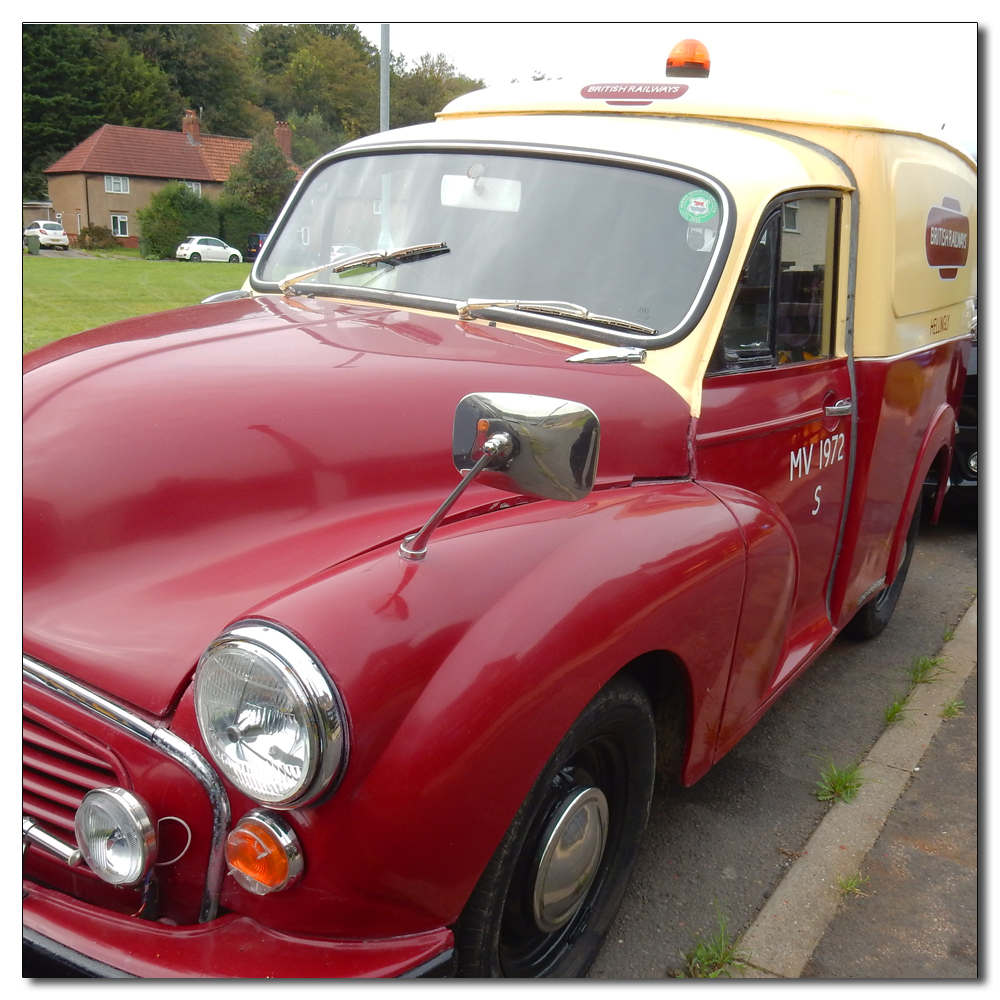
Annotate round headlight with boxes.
[74,787,157,885]
[195,623,347,808]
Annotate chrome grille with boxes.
[22,711,120,840]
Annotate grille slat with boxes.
[22,712,120,844]
[23,717,111,769]
[23,769,92,811]
[22,745,114,791]
[22,792,76,834]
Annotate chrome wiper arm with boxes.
[278,243,450,294]
[456,298,657,337]
[278,243,451,292]
[332,242,450,272]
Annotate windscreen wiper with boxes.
[279,242,450,294]
[456,298,658,337]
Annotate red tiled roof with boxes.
[43,124,284,182]
[199,134,253,182]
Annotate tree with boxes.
[391,53,484,129]
[286,111,346,167]
[22,24,185,198]
[23,25,106,197]
[218,197,270,254]
[281,34,379,140]
[137,182,219,259]
[22,22,483,201]
[222,130,297,224]
[94,32,184,130]
[106,24,263,137]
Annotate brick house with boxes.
[43,111,296,248]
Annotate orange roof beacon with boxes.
[24,42,975,979]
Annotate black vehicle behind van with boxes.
[246,233,270,261]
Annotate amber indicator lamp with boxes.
[666,39,711,78]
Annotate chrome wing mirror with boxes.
[400,392,600,560]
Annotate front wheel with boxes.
[454,675,655,978]
[846,496,922,639]
[229,254,240,263]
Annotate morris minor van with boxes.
[23,47,975,978]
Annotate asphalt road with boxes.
[589,493,978,978]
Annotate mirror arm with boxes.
[400,432,513,561]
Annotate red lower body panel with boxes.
[23,881,453,978]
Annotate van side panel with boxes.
[829,338,968,627]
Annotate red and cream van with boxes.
[23,48,975,978]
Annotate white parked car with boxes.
[176,236,243,263]
[23,221,69,250]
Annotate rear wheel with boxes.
[846,497,921,639]
[455,675,655,978]
[190,252,201,262]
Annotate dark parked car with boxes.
[246,233,270,261]
[950,313,977,494]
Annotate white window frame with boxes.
[782,201,800,233]
[181,180,202,196]
[104,175,130,194]
[111,215,129,238]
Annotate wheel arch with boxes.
[891,404,955,581]
[617,649,692,788]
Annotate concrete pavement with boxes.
[736,599,978,979]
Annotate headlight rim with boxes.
[74,786,157,886]
[195,620,348,810]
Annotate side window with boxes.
[709,196,839,374]
[714,212,780,369]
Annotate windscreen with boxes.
[256,150,726,338]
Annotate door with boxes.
[697,193,852,720]
[201,238,228,261]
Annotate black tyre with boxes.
[190,252,201,262]
[846,496,922,639]
[229,254,240,263]
[455,675,655,978]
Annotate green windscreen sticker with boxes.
[678,190,719,223]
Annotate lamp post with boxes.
[380,24,390,132]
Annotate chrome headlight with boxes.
[74,787,156,885]
[194,623,347,808]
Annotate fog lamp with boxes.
[225,810,303,895]
[74,787,157,885]
[969,451,978,475]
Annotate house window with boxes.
[782,201,799,233]
[181,181,202,196]
[105,175,130,194]
[111,215,129,238]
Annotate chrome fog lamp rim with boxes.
[969,451,978,475]
[195,621,348,809]
[74,787,157,885]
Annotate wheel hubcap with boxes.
[531,786,609,933]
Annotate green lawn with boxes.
[22,254,252,353]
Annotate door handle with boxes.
[825,398,853,417]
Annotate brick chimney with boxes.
[273,121,292,159]
[182,109,201,145]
